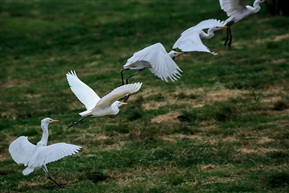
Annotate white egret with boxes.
[66,71,142,127]
[219,0,265,47]
[173,19,228,55]
[9,118,81,188]
[121,42,183,85]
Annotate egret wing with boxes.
[37,143,81,165]
[148,44,182,81]
[66,71,100,110]
[94,82,142,108]
[125,43,182,82]
[125,43,162,67]
[181,19,226,36]
[9,136,36,165]
[173,33,216,55]
[219,0,246,17]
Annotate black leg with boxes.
[120,68,129,85]
[122,69,145,102]
[67,115,92,128]
[125,69,145,84]
[228,27,232,49]
[223,27,230,47]
[223,26,233,49]
[42,165,65,188]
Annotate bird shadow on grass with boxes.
[86,171,109,184]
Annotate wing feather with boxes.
[66,71,100,110]
[180,19,226,36]
[219,0,246,17]
[173,33,216,55]
[124,43,182,82]
[95,82,142,108]
[38,143,81,165]
[9,136,36,165]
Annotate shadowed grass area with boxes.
[1,0,289,192]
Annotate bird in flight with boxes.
[219,0,265,48]
[9,118,81,188]
[173,18,228,55]
[121,42,183,85]
[66,71,142,127]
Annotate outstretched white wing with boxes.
[173,32,215,54]
[180,19,226,37]
[9,136,36,165]
[94,82,142,108]
[66,71,100,110]
[219,0,246,17]
[37,143,81,165]
[124,43,182,82]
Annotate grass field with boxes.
[1,0,289,192]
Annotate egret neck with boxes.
[37,122,49,146]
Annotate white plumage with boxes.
[66,71,142,117]
[219,0,265,47]
[123,43,183,82]
[173,19,227,55]
[9,118,81,187]
[65,71,100,111]
[219,0,264,25]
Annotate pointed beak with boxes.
[219,26,228,29]
[121,102,127,105]
[52,119,59,122]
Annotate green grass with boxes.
[1,0,289,192]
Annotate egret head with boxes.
[215,26,228,30]
[41,118,59,126]
[111,101,127,115]
[168,50,183,60]
[113,101,127,108]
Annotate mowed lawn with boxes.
[0,0,289,192]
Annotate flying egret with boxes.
[66,71,142,127]
[173,19,228,55]
[9,118,81,188]
[219,0,265,48]
[121,42,183,85]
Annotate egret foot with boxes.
[47,175,65,188]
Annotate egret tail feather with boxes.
[22,167,34,175]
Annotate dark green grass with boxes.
[1,0,289,192]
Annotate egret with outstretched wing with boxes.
[66,71,142,127]
[121,43,183,85]
[219,0,265,47]
[173,19,228,55]
[9,118,81,188]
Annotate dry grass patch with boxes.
[203,89,246,103]
[238,147,278,155]
[151,111,181,124]
[160,134,203,143]
[222,136,239,143]
[257,137,274,145]
[252,33,289,45]
[273,33,289,42]
[200,164,217,170]
[142,87,248,110]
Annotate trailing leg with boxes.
[42,165,64,188]
[120,68,129,85]
[223,27,230,46]
[67,115,92,128]
[123,69,145,102]
[228,27,233,49]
